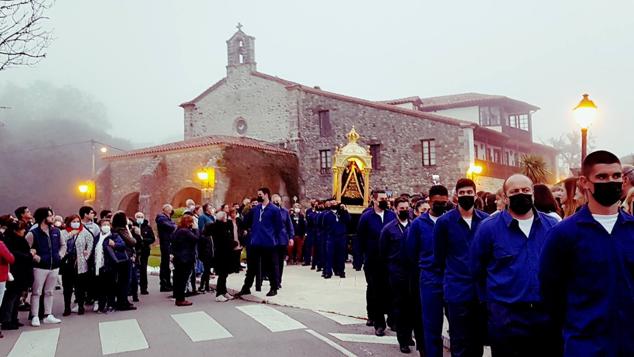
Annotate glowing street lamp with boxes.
[78,184,89,194]
[100,147,108,153]
[573,93,598,166]
[196,167,216,202]
[77,180,95,203]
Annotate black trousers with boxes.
[364,262,390,329]
[173,261,192,302]
[97,270,116,311]
[243,246,279,292]
[199,259,213,291]
[159,239,172,288]
[216,272,228,296]
[277,245,287,288]
[62,270,88,310]
[0,287,24,324]
[139,252,149,293]
[116,261,131,307]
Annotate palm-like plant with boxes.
[520,154,550,184]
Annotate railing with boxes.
[475,159,522,179]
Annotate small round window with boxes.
[235,118,248,135]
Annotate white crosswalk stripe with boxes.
[8,328,60,357]
[236,304,307,332]
[99,319,149,355]
[171,311,233,342]
[329,332,399,345]
[313,310,365,325]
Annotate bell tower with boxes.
[226,23,256,74]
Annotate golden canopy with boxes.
[332,127,372,214]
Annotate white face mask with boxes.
[70,222,81,229]
[294,208,300,213]
[136,218,144,225]
[101,226,111,234]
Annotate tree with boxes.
[520,154,550,184]
[547,130,595,172]
[0,0,53,71]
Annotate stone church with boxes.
[96,26,557,216]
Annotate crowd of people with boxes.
[0,149,633,357]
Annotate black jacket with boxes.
[197,227,214,264]
[170,228,198,265]
[132,220,155,256]
[4,232,33,290]
[290,212,307,237]
[211,221,238,274]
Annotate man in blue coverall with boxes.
[271,194,294,289]
[380,196,424,354]
[470,174,560,357]
[406,185,450,357]
[433,178,489,357]
[540,150,634,357]
[322,198,351,279]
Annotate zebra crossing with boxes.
[4,304,372,357]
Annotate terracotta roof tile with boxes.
[104,135,295,160]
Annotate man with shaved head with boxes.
[469,174,560,356]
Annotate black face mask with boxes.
[256,197,264,203]
[378,201,389,210]
[274,202,280,207]
[591,181,622,207]
[458,196,475,211]
[509,194,533,215]
[431,202,447,216]
[398,210,409,220]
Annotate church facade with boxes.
[97,26,557,215]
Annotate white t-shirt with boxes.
[545,211,563,222]
[592,213,619,234]
[516,216,534,238]
[376,210,385,223]
[429,215,439,223]
[463,217,472,229]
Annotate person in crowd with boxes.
[470,174,561,356]
[197,216,214,293]
[171,215,198,306]
[540,150,634,356]
[272,194,294,289]
[302,200,317,267]
[357,190,397,336]
[0,215,13,242]
[623,187,634,214]
[561,177,584,217]
[132,212,155,295]
[533,183,563,221]
[406,185,450,357]
[191,205,202,230]
[210,211,237,302]
[181,211,199,297]
[311,201,326,271]
[52,215,64,229]
[413,200,430,218]
[198,203,216,232]
[26,207,65,326]
[60,215,93,316]
[323,198,350,279]
[621,164,634,201]
[433,179,489,357]
[79,207,100,311]
[14,207,32,230]
[111,212,136,311]
[229,208,245,273]
[238,187,283,297]
[79,206,100,238]
[482,192,498,214]
[100,210,113,220]
[0,228,15,337]
[1,220,32,330]
[185,199,196,214]
[156,204,176,292]
[380,197,423,354]
[288,203,306,265]
[95,218,125,313]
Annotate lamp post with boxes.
[573,94,598,166]
[467,163,483,181]
[90,139,126,177]
[77,180,95,204]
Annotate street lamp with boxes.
[77,180,96,204]
[467,163,483,180]
[196,167,216,202]
[573,93,598,166]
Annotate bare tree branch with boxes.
[0,0,53,71]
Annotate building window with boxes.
[479,106,501,126]
[504,151,510,165]
[370,144,381,170]
[318,110,332,137]
[319,149,332,174]
[493,149,501,164]
[508,113,530,131]
[474,144,479,160]
[421,139,436,166]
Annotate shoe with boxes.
[266,289,277,297]
[160,287,173,292]
[310,266,316,270]
[71,304,79,313]
[31,316,40,327]
[375,327,385,337]
[43,315,61,324]
[117,305,137,311]
[14,321,24,327]
[278,284,282,289]
[175,300,193,306]
[1,323,18,330]
[316,268,322,272]
[302,262,310,266]
[93,304,99,312]
[224,293,234,300]
[215,295,228,302]
[408,339,415,346]
[237,288,251,296]
[77,306,85,315]
[132,296,139,302]
[255,286,262,292]
[323,274,332,279]
[140,291,149,295]
[339,272,346,278]
[62,309,71,317]
[366,319,374,327]
[399,345,411,354]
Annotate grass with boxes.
[148,245,161,268]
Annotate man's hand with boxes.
[289,239,294,247]
[30,249,36,256]
[108,240,115,247]
[33,254,41,263]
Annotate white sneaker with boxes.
[224,293,234,300]
[43,314,61,324]
[215,295,228,302]
[93,304,99,312]
[31,316,40,327]
[71,304,79,313]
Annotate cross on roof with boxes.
[236,22,243,31]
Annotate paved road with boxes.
[0,278,411,357]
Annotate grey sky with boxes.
[3,0,633,156]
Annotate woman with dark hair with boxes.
[94,219,126,313]
[110,212,136,311]
[171,215,198,306]
[483,192,498,214]
[561,177,584,218]
[0,221,32,330]
[60,214,94,316]
[533,184,563,222]
[211,211,238,302]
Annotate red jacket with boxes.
[0,241,15,282]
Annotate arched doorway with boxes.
[171,187,202,209]
[118,192,140,217]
